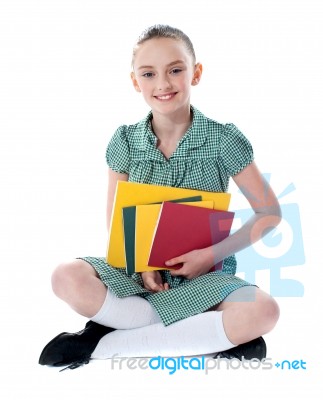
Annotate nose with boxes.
[157,74,172,91]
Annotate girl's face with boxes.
[131,38,202,117]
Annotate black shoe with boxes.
[215,337,267,361]
[38,321,114,370]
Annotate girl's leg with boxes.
[51,261,279,344]
[51,259,107,317]
[51,259,161,328]
[216,286,280,345]
[92,310,233,358]
[92,286,279,359]
[49,263,278,363]
[41,259,163,367]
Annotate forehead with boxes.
[133,37,193,69]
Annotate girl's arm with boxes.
[167,161,282,279]
[210,161,282,263]
[106,168,128,232]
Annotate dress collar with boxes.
[137,106,208,152]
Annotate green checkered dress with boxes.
[80,106,255,326]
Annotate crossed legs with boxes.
[51,259,279,349]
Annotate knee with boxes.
[258,295,280,333]
[51,261,84,299]
[51,262,71,298]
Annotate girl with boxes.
[39,25,281,369]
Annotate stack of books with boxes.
[106,182,235,275]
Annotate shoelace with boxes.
[59,356,90,372]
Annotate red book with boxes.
[148,201,235,271]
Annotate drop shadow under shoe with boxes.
[215,337,267,361]
[38,321,114,369]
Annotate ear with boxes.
[191,63,203,86]
[130,72,141,93]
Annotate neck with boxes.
[151,105,192,142]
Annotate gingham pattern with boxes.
[106,106,254,193]
[79,256,252,326]
[80,106,255,326]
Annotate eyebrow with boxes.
[137,60,185,70]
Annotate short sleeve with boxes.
[220,123,254,176]
[106,125,130,174]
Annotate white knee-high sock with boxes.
[92,310,235,359]
[91,289,161,329]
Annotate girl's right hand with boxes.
[141,271,169,293]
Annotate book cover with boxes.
[135,200,214,273]
[107,181,231,268]
[122,196,203,275]
[122,206,136,276]
[147,201,235,271]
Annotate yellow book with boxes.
[106,181,231,268]
[135,200,214,273]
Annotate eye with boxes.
[142,72,154,78]
[170,68,182,74]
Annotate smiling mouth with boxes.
[154,93,177,101]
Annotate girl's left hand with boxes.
[141,271,170,292]
[165,248,214,279]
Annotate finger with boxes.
[143,280,160,292]
[165,256,185,267]
[150,283,164,292]
[169,266,185,276]
[164,282,170,290]
[144,283,154,291]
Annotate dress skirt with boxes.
[78,256,253,326]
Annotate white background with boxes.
[0,0,322,398]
